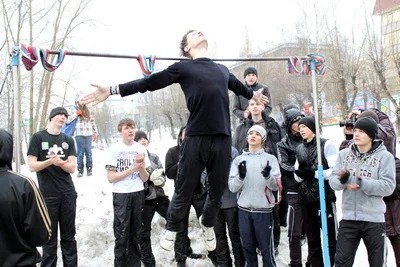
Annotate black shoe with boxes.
[77,168,83,178]
[87,167,92,176]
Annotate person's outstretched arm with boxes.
[83,63,182,107]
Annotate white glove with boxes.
[150,168,165,186]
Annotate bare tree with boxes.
[364,10,400,133]
[1,0,93,135]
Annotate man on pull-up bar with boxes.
[82,30,267,253]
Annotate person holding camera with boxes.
[329,117,396,266]
[229,125,281,267]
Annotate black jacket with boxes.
[295,137,336,205]
[0,129,51,266]
[233,112,281,157]
[276,107,304,192]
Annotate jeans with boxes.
[75,135,92,169]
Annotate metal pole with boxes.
[310,57,330,266]
[11,47,21,173]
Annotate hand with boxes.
[346,183,360,191]
[338,169,350,184]
[150,168,165,186]
[343,126,353,135]
[92,134,97,142]
[261,161,271,178]
[80,84,111,107]
[243,109,250,119]
[238,161,247,179]
[252,91,269,105]
[295,167,315,180]
[134,153,145,164]
[76,109,83,116]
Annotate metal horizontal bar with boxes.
[48,50,308,62]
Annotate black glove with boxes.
[238,161,247,179]
[261,161,272,178]
[295,167,315,181]
[338,170,350,184]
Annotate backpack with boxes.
[61,117,77,136]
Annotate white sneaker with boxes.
[160,229,176,251]
[199,216,216,251]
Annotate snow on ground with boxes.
[21,125,396,266]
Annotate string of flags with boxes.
[19,44,157,77]
[287,54,326,76]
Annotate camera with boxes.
[339,113,357,128]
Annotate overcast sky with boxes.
[55,0,376,99]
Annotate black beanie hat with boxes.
[298,116,316,134]
[49,107,68,121]
[134,130,149,142]
[243,67,258,78]
[354,117,378,140]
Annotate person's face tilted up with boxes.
[246,125,266,150]
[248,99,265,117]
[180,30,208,58]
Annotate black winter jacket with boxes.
[295,138,336,205]
[0,129,51,266]
[276,107,304,192]
[233,112,281,157]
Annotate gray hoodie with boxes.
[329,140,396,223]
[229,148,280,212]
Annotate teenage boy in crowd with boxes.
[339,108,400,265]
[105,119,150,267]
[232,66,272,120]
[27,107,78,267]
[329,117,396,266]
[83,30,267,251]
[229,125,281,267]
[134,130,170,267]
[294,116,338,267]
[276,104,305,267]
[233,98,283,254]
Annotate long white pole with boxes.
[11,47,21,172]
